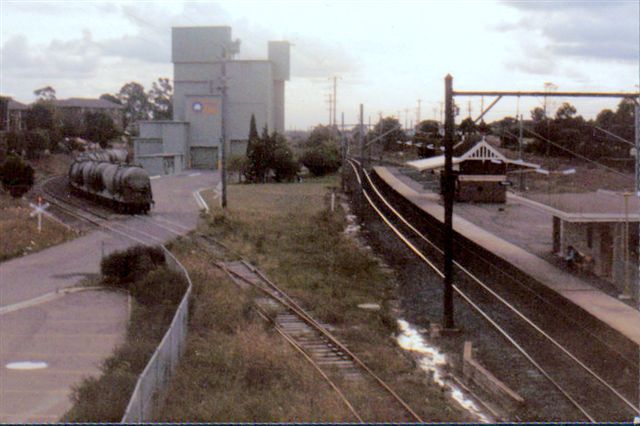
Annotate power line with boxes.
[521,127,634,181]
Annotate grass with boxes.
[157,240,354,422]
[166,176,469,422]
[0,192,76,262]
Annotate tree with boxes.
[416,120,440,137]
[33,86,56,101]
[245,118,270,183]
[84,111,120,148]
[555,102,577,120]
[300,143,341,176]
[0,154,34,197]
[306,124,338,146]
[117,82,151,129]
[148,77,173,120]
[458,117,477,135]
[270,132,299,182]
[228,155,248,183]
[372,117,405,151]
[26,103,54,130]
[530,107,545,123]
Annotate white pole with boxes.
[331,192,335,212]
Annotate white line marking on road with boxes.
[188,172,201,177]
[0,286,105,316]
[150,175,161,180]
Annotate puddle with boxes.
[357,303,381,310]
[6,361,48,370]
[396,319,492,423]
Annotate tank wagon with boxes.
[78,148,129,163]
[68,160,153,214]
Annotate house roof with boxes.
[7,99,29,110]
[52,98,124,109]
[406,137,539,171]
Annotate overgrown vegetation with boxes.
[0,154,34,197]
[244,114,299,183]
[181,177,468,421]
[63,245,187,422]
[0,191,76,261]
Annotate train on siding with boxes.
[68,150,153,214]
[77,148,129,163]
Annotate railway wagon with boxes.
[78,148,129,163]
[68,160,153,214]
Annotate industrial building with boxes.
[134,26,290,175]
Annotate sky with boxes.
[1,0,638,130]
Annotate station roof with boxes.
[406,137,539,172]
[514,191,640,223]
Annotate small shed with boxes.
[406,137,539,203]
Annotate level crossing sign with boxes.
[29,196,51,233]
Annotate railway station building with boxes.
[406,138,539,203]
[524,191,640,297]
[134,26,290,175]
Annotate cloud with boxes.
[498,1,639,63]
[1,32,102,79]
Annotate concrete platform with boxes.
[373,166,640,347]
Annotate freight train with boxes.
[68,160,154,214]
[77,148,129,163]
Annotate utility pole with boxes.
[220,46,228,209]
[443,74,455,330]
[467,100,472,118]
[327,93,333,126]
[417,99,422,125]
[519,114,525,191]
[331,76,338,128]
[359,104,364,165]
[404,108,409,130]
[439,101,444,124]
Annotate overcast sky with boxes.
[1,0,638,130]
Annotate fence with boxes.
[120,246,192,422]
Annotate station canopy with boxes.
[406,137,539,172]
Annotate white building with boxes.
[134,26,290,175]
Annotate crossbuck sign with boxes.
[29,196,50,233]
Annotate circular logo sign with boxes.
[192,102,203,112]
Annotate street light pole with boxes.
[220,47,228,209]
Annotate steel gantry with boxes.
[442,74,639,330]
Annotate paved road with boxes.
[0,170,217,422]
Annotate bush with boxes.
[271,136,299,182]
[130,266,188,306]
[100,245,165,288]
[0,154,34,197]
[300,142,341,176]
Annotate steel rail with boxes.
[354,160,640,417]
[347,160,604,421]
[247,291,365,423]
[357,183,595,422]
[225,263,424,423]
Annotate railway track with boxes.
[347,158,640,422]
[193,236,426,423]
[40,177,426,422]
[38,175,176,247]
